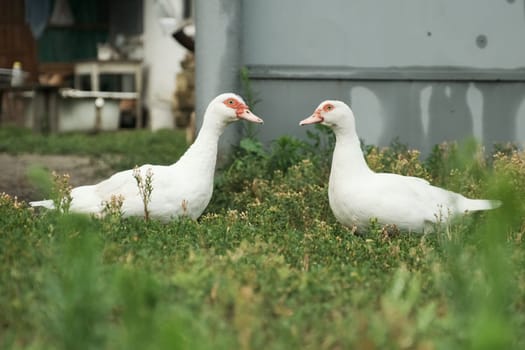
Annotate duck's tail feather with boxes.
[461,198,502,212]
[29,199,55,209]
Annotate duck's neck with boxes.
[330,127,373,183]
[173,116,226,172]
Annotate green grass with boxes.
[1,128,525,349]
[0,126,188,170]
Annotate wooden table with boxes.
[0,84,60,133]
[74,60,144,128]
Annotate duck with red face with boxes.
[300,100,500,233]
[30,93,263,221]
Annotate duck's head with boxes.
[206,93,263,125]
[299,100,355,132]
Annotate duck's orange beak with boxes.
[299,109,323,125]
[237,106,264,124]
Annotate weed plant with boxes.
[133,166,154,221]
[1,127,525,349]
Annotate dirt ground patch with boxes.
[0,153,113,203]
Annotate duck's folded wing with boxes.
[93,164,159,200]
[369,174,451,223]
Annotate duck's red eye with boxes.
[224,98,239,108]
[323,104,334,112]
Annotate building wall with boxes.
[248,79,525,154]
[196,0,525,153]
[194,0,243,161]
[243,0,525,68]
[0,0,38,81]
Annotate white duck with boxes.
[300,100,500,233]
[30,93,263,221]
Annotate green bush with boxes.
[1,127,525,349]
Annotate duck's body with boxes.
[30,93,263,221]
[300,100,500,233]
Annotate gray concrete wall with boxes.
[196,0,525,154]
[247,79,525,154]
[195,0,244,162]
[242,0,525,68]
